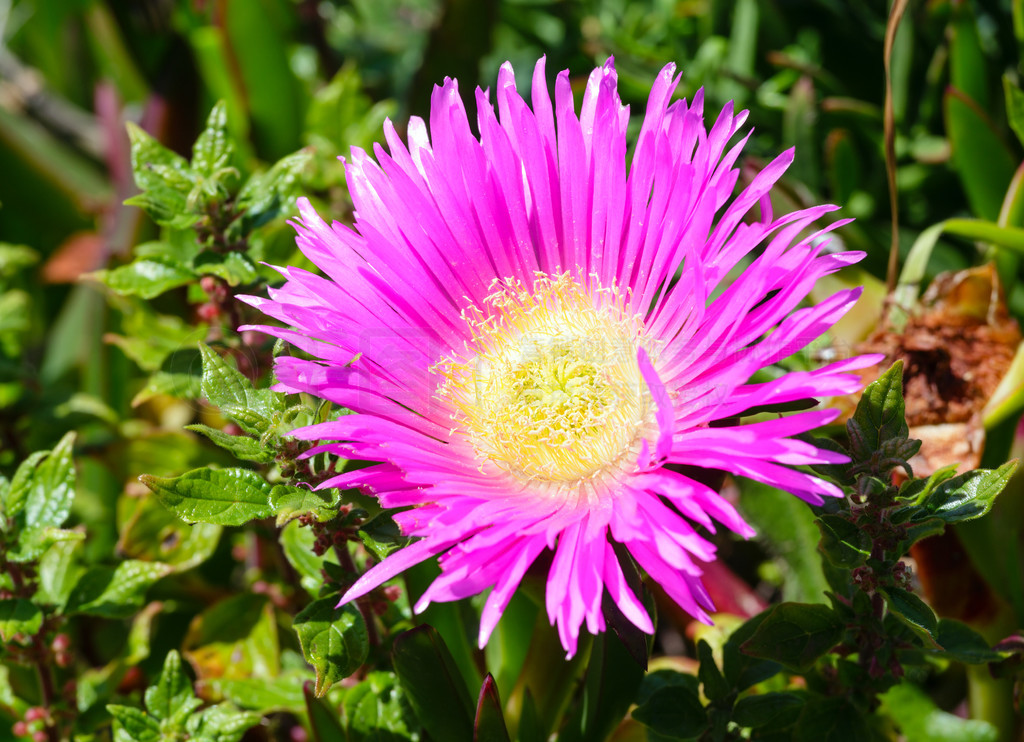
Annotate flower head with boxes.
[243,58,879,656]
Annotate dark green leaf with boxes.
[723,610,783,691]
[1005,75,1024,150]
[516,690,544,742]
[740,603,844,672]
[66,560,173,618]
[933,619,1006,664]
[358,513,409,560]
[474,674,511,742]
[847,361,907,464]
[294,596,369,696]
[733,691,805,729]
[232,149,312,236]
[879,587,939,648]
[140,467,275,526]
[697,639,729,702]
[88,258,196,299]
[144,650,195,722]
[631,682,708,739]
[914,461,1017,524]
[0,598,43,642]
[817,514,871,569]
[392,625,476,741]
[304,681,346,742]
[945,88,1017,222]
[793,696,870,742]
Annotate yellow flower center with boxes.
[438,273,659,488]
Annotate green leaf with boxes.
[269,484,341,527]
[737,479,829,603]
[305,681,347,742]
[740,603,844,672]
[186,703,262,742]
[194,252,259,286]
[231,149,312,236]
[342,671,421,742]
[945,88,1017,222]
[473,674,511,742]
[144,650,195,722]
[117,492,223,570]
[140,467,275,526]
[358,513,409,560]
[293,596,369,696]
[131,348,205,405]
[723,610,783,691]
[7,432,75,533]
[192,101,235,179]
[392,625,476,742]
[847,361,908,465]
[107,704,161,742]
[914,461,1017,524]
[206,673,307,713]
[733,691,805,730]
[933,619,1006,664]
[279,520,335,596]
[0,598,43,642]
[631,681,708,739]
[5,526,85,565]
[793,696,870,742]
[35,538,84,608]
[817,515,872,568]
[88,258,196,299]
[1004,75,1024,150]
[880,587,939,648]
[66,560,173,618]
[697,639,729,702]
[880,683,998,742]
[186,424,276,464]
[183,593,280,680]
[198,343,286,435]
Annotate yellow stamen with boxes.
[436,272,659,488]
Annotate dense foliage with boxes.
[3,1,1024,740]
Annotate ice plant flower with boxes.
[242,58,879,657]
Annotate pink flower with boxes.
[242,59,879,657]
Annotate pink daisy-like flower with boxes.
[242,58,879,657]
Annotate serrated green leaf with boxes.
[127,122,195,193]
[124,191,202,230]
[66,560,173,618]
[848,361,908,465]
[144,650,195,722]
[392,625,476,741]
[198,344,286,435]
[7,432,75,533]
[0,598,43,642]
[192,101,234,179]
[880,587,939,648]
[141,467,275,526]
[817,515,872,568]
[740,603,844,672]
[231,149,312,236]
[186,424,276,464]
[107,704,161,742]
[269,484,341,527]
[294,596,369,696]
[631,682,708,739]
[914,461,1017,524]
